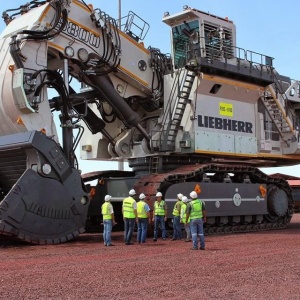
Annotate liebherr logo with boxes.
[198,115,253,133]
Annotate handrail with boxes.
[121,11,150,41]
[271,70,296,122]
[245,50,273,67]
[160,57,187,127]
[182,35,274,70]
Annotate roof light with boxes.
[65,46,74,57]
[78,48,89,62]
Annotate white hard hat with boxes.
[182,196,188,203]
[190,191,198,199]
[104,195,112,201]
[156,192,162,197]
[177,193,183,200]
[129,189,136,196]
[139,193,146,200]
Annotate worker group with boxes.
[101,189,206,250]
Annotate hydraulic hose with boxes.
[87,74,150,141]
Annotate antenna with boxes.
[118,0,121,29]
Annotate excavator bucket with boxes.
[0,131,89,244]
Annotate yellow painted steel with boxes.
[195,149,300,161]
[202,74,264,91]
[48,41,64,51]
[73,0,92,13]
[118,65,149,87]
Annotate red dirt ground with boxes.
[1,215,300,300]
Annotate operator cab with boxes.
[163,7,274,86]
[163,7,235,68]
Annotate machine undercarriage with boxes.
[83,159,293,235]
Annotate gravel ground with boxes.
[1,215,300,300]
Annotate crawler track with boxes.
[134,163,293,234]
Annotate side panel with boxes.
[194,77,260,156]
[164,182,267,218]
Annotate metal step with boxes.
[260,83,294,138]
[159,69,196,151]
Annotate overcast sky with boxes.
[1,0,300,176]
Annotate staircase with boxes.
[159,68,196,151]
[260,73,295,138]
[149,156,160,174]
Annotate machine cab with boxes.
[162,7,236,69]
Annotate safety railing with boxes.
[121,11,150,42]
[181,36,274,74]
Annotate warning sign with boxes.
[219,102,233,117]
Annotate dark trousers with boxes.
[124,218,135,244]
[154,215,166,239]
[137,218,148,243]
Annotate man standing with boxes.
[137,193,151,243]
[171,193,183,240]
[186,191,206,250]
[180,196,191,242]
[152,192,167,241]
[122,189,137,245]
[101,195,116,246]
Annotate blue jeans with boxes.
[190,218,205,249]
[173,216,182,239]
[184,223,191,240]
[137,218,148,243]
[124,218,135,244]
[154,215,166,239]
[103,220,113,246]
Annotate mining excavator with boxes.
[0,0,300,244]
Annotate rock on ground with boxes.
[1,214,300,299]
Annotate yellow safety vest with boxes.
[190,199,203,220]
[123,196,136,218]
[154,200,165,216]
[102,202,112,220]
[137,201,148,218]
[181,203,190,224]
[172,200,181,216]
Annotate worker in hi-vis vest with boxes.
[101,194,116,246]
[152,192,168,241]
[172,193,183,240]
[186,191,206,250]
[136,193,151,243]
[180,196,191,242]
[122,189,137,245]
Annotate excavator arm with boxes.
[0,0,171,243]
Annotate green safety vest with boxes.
[181,203,190,224]
[137,201,148,218]
[154,200,166,216]
[123,196,136,218]
[102,202,112,220]
[172,200,181,216]
[189,199,203,220]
